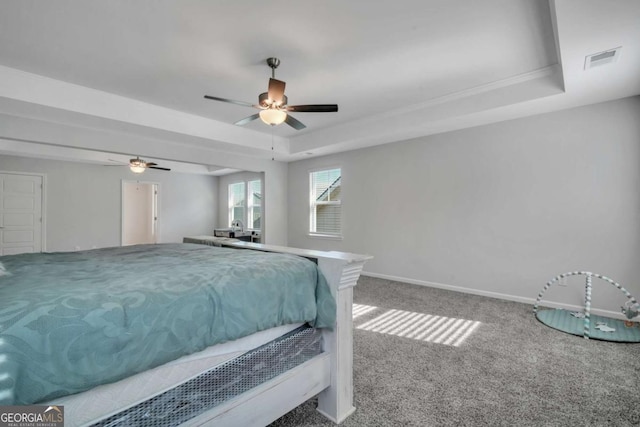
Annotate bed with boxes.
[0,241,371,426]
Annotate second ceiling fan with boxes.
[204,57,338,130]
[107,157,171,174]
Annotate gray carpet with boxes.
[270,276,640,426]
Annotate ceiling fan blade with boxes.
[285,114,306,130]
[268,78,286,105]
[145,162,157,167]
[235,113,260,126]
[148,166,171,171]
[286,104,339,113]
[204,95,257,109]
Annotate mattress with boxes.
[48,323,305,427]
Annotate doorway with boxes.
[0,172,44,255]
[122,181,158,246]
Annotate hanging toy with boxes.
[622,300,640,327]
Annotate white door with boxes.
[0,173,43,255]
[122,181,158,246]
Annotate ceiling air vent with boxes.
[584,47,621,70]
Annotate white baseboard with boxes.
[361,271,626,320]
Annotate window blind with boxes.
[310,168,341,235]
[228,182,245,226]
[248,179,261,230]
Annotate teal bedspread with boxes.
[0,243,336,405]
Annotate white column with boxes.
[316,259,367,424]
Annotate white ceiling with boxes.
[0,0,639,172]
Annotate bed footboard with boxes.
[224,242,371,424]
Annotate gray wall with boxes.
[0,113,290,246]
[287,96,640,314]
[0,155,218,251]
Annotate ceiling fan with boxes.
[108,157,171,174]
[204,57,338,130]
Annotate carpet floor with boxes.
[270,276,640,426]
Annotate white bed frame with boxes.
[184,241,371,426]
[52,241,370,426]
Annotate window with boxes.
[310,168,341,236]
[248,179,262,230]
[228,182,245,227]
[228,180,261,230]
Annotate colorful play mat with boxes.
[536,308,640,342]
[534,271,640,342]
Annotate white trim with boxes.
[307,164,343,175]
[0,170,47,252]
[227,181,245,228]
[361,271,627,321]
[227,179,262,231]
[308,233,344,241]
[336,65,559,127]
[309,166,342,236]
[246,179,261,231]
[41,174,47,252]
[0,65,289,155]
[121,180,161,246]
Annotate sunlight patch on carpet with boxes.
[355,308,481,347]
[353,304,378,319]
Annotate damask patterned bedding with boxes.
[0,243,336,405]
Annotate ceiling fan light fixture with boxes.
[129,158,146,173]
[259,108,287,126]
[130,164,146,173]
